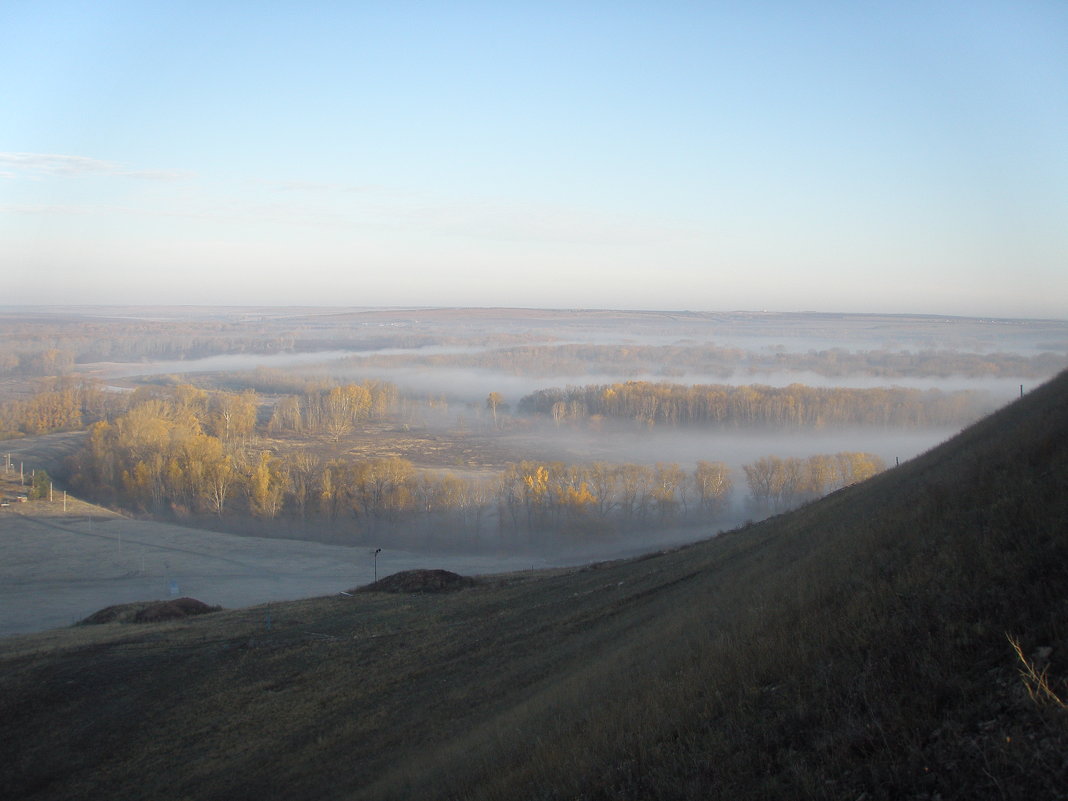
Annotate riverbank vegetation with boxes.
[61,381,887,545]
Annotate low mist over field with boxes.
[0,307,1059,653]
[2,309,1064,608]
[3,353,1067,801]
[65,307,1066,402]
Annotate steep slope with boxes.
[1,371,1066,801]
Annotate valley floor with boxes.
[0,503,555,637]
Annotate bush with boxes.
[27,470,51,500]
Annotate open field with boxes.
[0,493,565,637]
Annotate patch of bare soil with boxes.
[78,597,221,625]
[354,569,477,594]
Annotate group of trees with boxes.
[494,460,732,535]
[0,378,115,437]
[0,372,892,544]
[66,384,888,542]
[0,375,402,442]
[73,440,737,541]
[742,452,885,512]
[518,381,988,428]
[267,382,397,439]
[73,397,246,516]
[0,348,77,378]
[67,382,392,516]
[68,392,740,536]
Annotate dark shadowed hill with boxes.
[2,371,1066,801]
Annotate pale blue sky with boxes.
[2,1,1066,317]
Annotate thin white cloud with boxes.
[0,203,93,215]
[0,152,115,175]
[249,178,386,194]
[122,168,190,181]
[0,152,188,180]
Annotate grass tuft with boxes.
[1008,634,1067,710]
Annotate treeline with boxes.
[0,378,116,437]
[0,374,401,441]
[0,319,288,376]
[0,349,77,378]
[66,388,885,542]
[67,381,392,516]
[7,337,1063,381]
[0,313,456,377]
[342,342,1067,380]
[3,311,1064,382]
[518,381,989,428]
[742,452,885,512]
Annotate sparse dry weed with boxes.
[1008,634,1067,710]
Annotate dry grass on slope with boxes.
[1,372,1066,801]
[372,371,1068,801]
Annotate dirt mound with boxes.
[354,569,477,594]
[78,597,221,625]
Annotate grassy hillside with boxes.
[2,371,1066,801]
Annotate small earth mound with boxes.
[78,597,221,625]
[353,569,477,594]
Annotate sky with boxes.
[1,1,1066,318]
